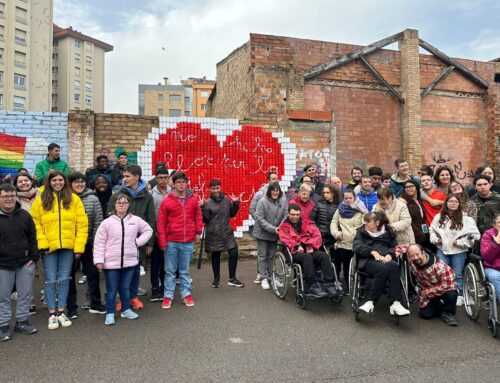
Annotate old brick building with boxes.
[208,29,500,182]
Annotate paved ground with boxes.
[1,260,499,383]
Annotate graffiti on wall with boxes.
[423,153,475,181]
[137,117,296,237]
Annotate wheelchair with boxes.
[463,252,499,338]
[271,244,343,309]
[349,252,410,323]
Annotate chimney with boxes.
[163,77,170,85]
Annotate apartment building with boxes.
[0,0,53,112]
[138,77,214,117]
[52,24,113,113]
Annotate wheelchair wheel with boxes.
[330,294,343,305]
[463,264,481,321]
[351,269,360,314]
[399,260,410,309]
[271,252,289,299]
[488,318,498,338]
[348,257,356,296]
[295,293,306,309]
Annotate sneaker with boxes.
[11,291,18,300]
[228,278,244,288]
[14,320,37,335]
[261,278,270,290]
[175,278,180,285]
[78,275,87,285]
[105,313,115,326]
[324,283,339,298]
[0,325,11,342]
[309,282,327,298]
[81,302,91,310]
[441,312,458,327]
[48,314,59,330]
[120,309,139,320]
[183,295,195,307]
[57,313,72,328]
[212,278,221,288]
[150,287,163,302]
[131,297,144,310]
[140,265,146,276]
[456,295,465,307]
[89,304,106,315]
[389,301,410,316]
[137,287,147,296]
[116,298,122,312]
[254,273,261,284]
[162,297,172,309]
[29,305,37,316]
[67,308,78,319]
[359,300,375,314]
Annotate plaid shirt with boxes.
[408,254,458,308]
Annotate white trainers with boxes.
[57,313,72,328]
[456,295,465,307]
[261,278,270,290]
[358,300,375,314]
[48,315,59,330]
[140,266,146,276]
[254,273,261,284]
[389,301,410,316]
[78,275,87,285]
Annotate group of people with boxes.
[0,142,499,342]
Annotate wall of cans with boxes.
[137,117,297,238]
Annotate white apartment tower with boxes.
[0,0,53,112]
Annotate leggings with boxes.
[211,248,239,279]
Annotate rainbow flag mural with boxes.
[0,132,27,176]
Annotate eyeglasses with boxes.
[174,180,187,184]
[447,200,459,204]
[404,185,416,189]
[0,195,16,200]
[73,180,86,185]
[115,201,130,205]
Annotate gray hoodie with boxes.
[252,195,287,241]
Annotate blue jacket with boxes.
[357,190,378,212]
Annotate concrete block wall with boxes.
[0,111,68,178]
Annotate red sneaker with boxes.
[116,298,122,312]
[130,297,144,310]
[162,297,172,309]
[183,295,195,307]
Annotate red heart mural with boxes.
[138,118,296,237]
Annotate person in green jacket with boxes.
[34,143,70,186]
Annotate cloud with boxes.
[53,0,500,114]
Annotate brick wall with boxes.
[0,111,68,178]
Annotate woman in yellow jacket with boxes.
[30,171,88,330]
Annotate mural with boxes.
[423,153,475,181]
[137,117,297,237]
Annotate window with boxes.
[85,95,91,104]
[0,71,3,83]
[0,94,3,107]
[14,74,26,88]
[86,42,93,52]
[201,90,209,98]
[75,40,82,48]
[0,25,4,39]
[15,29,27,45]
[53,40,58,47]
[0,3,4,16]
[86,69,92,79]
[0,48,3,61]
[74,93,80,101]
[14,51,26,66]
[158,94,163,101]
[184,111,190,117]
[85,56,92,65]
[169,94,181,104]
[13,96,25,109]
[184,96,190,105]
[15,7,28,23]
[158,109,163,117]
[52,79,58,87]
[201,104,206,111]
[75,56,80,64]
[52,66,58,73]
[52,53,58,60]
[169,109,181,117]
[85,82,92,91]
[74,80,80,89]
[75,67,80,76]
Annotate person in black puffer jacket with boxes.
[353,211,410,317]
[310,183,339,249]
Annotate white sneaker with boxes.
[57,313,72,328]
[359,300,375,314]
[456,296,465,307]
[254,273,261,284]
[78,275,87,285]
[48,315,59,330]
[140,266,146,276]
[11,292,18,301]
[261,278,270,290]
[390,301,410,316]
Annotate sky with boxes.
[53,0,500,114]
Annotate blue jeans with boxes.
[129,264,140,299]
[164,242,194,299]
[436,249,467,295]
[42,249,74,312]
[485,268,500,303]
[104,267,135,314]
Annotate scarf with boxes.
[338,198,367,219]
[16,187,38,203]
[366,225,386,238]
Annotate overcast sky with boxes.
[53,0,500,114]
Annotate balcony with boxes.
[15,36,27,47]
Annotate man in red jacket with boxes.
[278,204,339,299]
[157,172,202,309]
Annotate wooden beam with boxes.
[421,66,455,97]
[419,39,489,89]
[304,31,403,79]
[359,55,405,104]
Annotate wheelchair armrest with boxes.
[469,253,483,262]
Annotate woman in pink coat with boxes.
[93,194,153,325]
